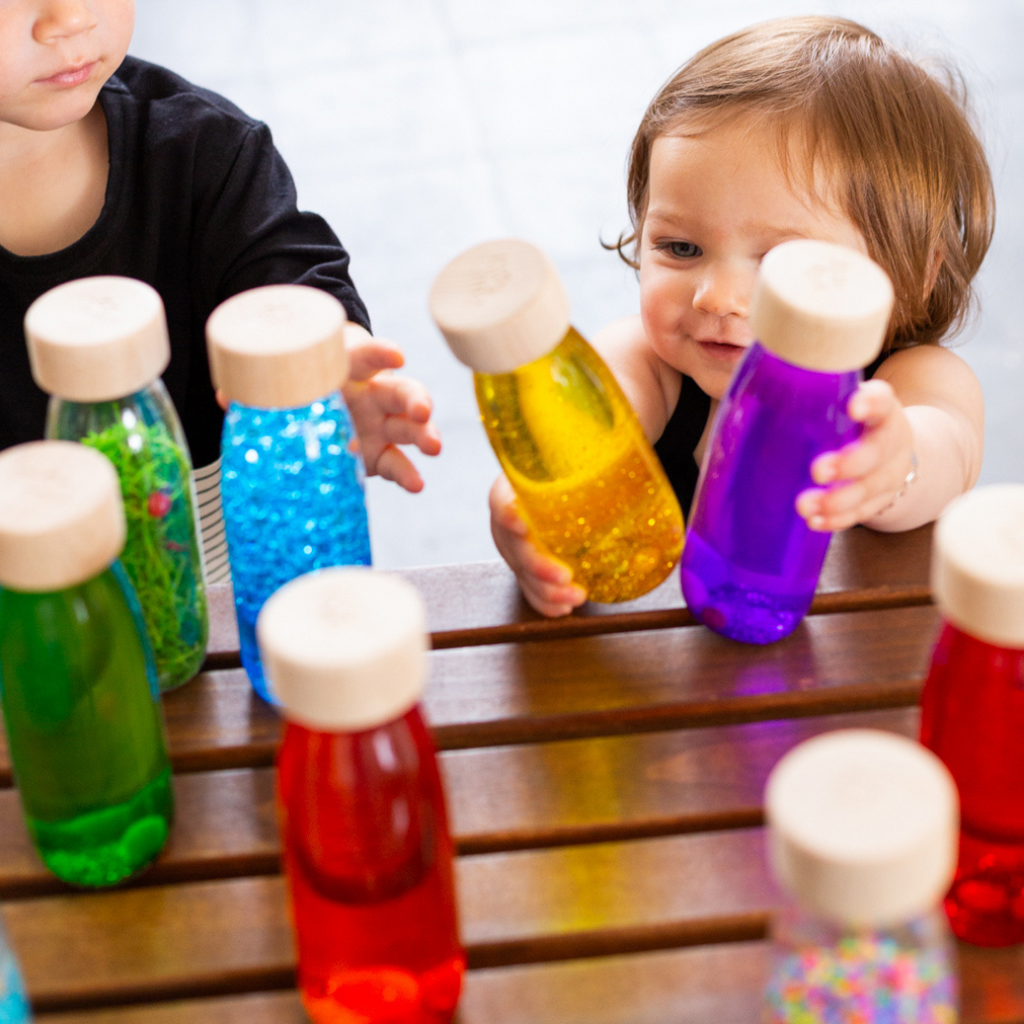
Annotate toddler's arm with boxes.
[796,345,984,532]
[342,324,441,493]
[489,315,675,616]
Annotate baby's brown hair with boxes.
[616,16,995,351]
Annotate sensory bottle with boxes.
[430,239,683,603]
[0,442,173,887]
[920,484,1024,946]
[206,285,372,703]
[260,567,464,1024]
[680,240,894,643]
[764,730,959,1024]
[25,275,209,691]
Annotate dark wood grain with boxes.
[200,524,933,660]
[0,708,920,898]
[35,940,1024,1024]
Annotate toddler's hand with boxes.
[342,325,442,494]
[490,475,588,617]
[796,380,916,532]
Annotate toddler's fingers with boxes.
[381,416,442,456]
[489,476,528,537]
[343,327,405,380]
[372,445,425,493]
[519,576,588,618]
[848,379,898,427]
[362,376,433,423]
[811,436,881,485]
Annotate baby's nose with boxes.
[692,260,753,319]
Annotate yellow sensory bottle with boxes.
[430,239,684,603]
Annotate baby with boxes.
[491,16,993,616]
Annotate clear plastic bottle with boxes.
[0,442,173,888]
[920,484,1024,946]
[206,285,372,703]
[0,918,29,1023]
[259,568,464,1023]
[680,240,894,643]
[25,276,208,691]
[763,730,959,1024]
[430,239,683,603]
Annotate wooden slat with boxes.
[35,940,1024,1024]
[201,524,933,659]
[0,604,939,785]
[0,708,921,899]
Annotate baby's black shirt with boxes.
[0,55,370,467]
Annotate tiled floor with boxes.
[131,0,1024,569]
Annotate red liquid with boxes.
[277,706,465,1022]
[920,621,1024,946]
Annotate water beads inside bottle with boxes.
[431,239,683,603]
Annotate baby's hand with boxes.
[796,379,916,532]
[342,324,442,494]
[490,475,588,617]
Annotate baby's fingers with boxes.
[373,445,425,493]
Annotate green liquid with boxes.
[0,567,173,887]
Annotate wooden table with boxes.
[3,524,1023,1023]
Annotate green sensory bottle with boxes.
[0,441,173,887]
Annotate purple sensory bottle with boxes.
[680,240,894,644]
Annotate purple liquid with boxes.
[680,343,861,644]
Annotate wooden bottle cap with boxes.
[750,240,894,372]
[932,484,1024,648]
[766,730,958,928]
[25,276,170,401]
[205,285,350,409]
[430,239,571,374]
[0,441,126,592]
[257,567,427,731]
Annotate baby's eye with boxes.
[663,241,701,259]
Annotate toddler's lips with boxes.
[698,339,747,361]
[36,61,98,88]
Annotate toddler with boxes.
[0,0,440,536]
[492,16,994,616]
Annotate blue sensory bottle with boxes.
[680,240,894,644]
[0,917,29,1023]
[206,285,372,703]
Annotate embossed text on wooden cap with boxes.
[750,240,894,372]
[933,484,1024,647]
[0,441,126,592]
[257,567,428,730]
[430,239,572,374]
[25,276,170,401]
[206,285,350,409]
[766,730,958,927]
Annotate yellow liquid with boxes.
[476,328,684,603]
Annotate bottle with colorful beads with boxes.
[920,484,1024,946]
[680,240,893,643]
[25,276,208,691]
[259,567,464,1023]
[0,916,29,1024]
[206,285,372,703]
[430,239,683,604]
[763,729,959,1024]
[0,441,174,888]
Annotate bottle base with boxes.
[945,829,1024,946]
[238,614,277,704]
[301,955,465,1024]
[29,768,174,887]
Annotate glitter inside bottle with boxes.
[763,730,959,1024]
[0,442,173,888]
[432,239,683,604]
[680,240,893,644]
[207,285,372,703]
[26,276,208,691]
[919,484,1024,946]
[260,568,464,1023]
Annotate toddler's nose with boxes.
[692,259,753,319]
[33,0,98,43]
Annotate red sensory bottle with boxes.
[920,483,1024,946]
[257,567,465,1023]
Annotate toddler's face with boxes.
[0,0,134,132]
[638,118,867,400]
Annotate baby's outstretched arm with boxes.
[796,345,984,532]
[342,323,442,494]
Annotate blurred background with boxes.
[131,0,1024,570]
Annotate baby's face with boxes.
[0,0,134,132]
[638,118,867,401]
